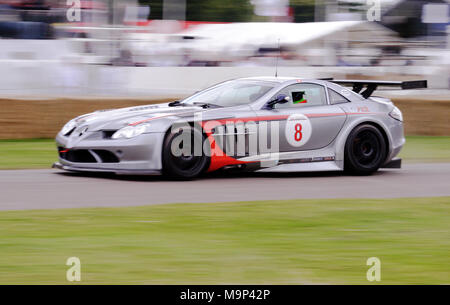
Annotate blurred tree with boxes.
[139,0,253,22]
[289,0,321,22]
[139,0,163,20]
[138,0,325,23]
[186,0,253,22]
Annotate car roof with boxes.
[238,76,322,85]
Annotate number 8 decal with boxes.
[294,123,302,142]
[285,114,312,147]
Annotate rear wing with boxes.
[328,79,427,99]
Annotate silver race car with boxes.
[54,77,427,179]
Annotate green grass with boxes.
[0,139,56,169]
[0,197,449,284]
[0,136,449,169]
[400,136,450,163]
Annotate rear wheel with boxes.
[344,124,387,175]
[162,126,210,180]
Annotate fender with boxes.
[334,116,393,164]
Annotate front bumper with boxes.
[55,132,165,174]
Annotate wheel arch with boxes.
[335,117,392,165]
[161,121,211,178]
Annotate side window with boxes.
[328,88,350,105]
[274,83,327,109]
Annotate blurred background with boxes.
[0,0,449,98]
[0,1,449,286]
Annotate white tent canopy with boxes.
[182,21,363,46]
[178,21,397,63]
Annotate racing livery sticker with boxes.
[285,114,312,147]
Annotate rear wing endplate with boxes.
[328,79,427,99]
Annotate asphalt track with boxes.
[0,163,449,211]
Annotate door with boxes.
[254,82,347,153]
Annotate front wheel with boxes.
[162,126,210,180]
[344,124,387,175]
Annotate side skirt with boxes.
[256,161,342,173]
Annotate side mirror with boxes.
[265,94,290,109]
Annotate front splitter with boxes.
[52,162,161,176]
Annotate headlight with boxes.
[60,120,76,135]
[389,106,403,122]
[112,124,148,139]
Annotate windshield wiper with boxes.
[169,101,222,108]
[168,100,185,107]
[192,102,222,109]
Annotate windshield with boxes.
[181,80,276,107]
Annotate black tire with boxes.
[344,124,387,175]
[162,126,210,180]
